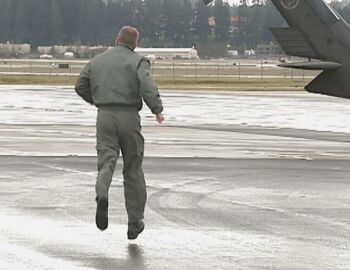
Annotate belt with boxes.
[98,104,138,111]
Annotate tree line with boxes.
[0,0,349,56]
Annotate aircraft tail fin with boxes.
[270,27,320,58]
[306,69,350,98]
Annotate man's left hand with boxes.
[156,113,165,124]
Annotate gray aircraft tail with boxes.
[270,0,350,99]
[306,69,350,99]
[202,0,350,99]
[270,27,320,59]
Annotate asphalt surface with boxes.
[0,87,349,269]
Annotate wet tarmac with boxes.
[0,86,350,269]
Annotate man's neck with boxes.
[118,43,134,51]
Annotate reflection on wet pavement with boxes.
[127,244,146,270]
[0,86,349,269]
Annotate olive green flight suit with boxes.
[75,45,163,222]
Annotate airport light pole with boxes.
[194,59,197,80]
[217,62,220,81]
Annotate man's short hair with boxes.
[116,26,139,48]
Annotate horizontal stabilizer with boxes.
[279,61,342,70]
[306,69,350,98]
[271,27,320,58]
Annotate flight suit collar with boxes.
[118,44,135,52]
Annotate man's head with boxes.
[115,26,139,50]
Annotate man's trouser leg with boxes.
[119,111,146,222]
[95,109,119,199]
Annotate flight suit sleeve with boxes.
[137,58,163,115]
[75,62,93,105]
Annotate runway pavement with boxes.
[0,86,349,269]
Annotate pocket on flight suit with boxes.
[96,110,119,151]
[120,112,144,157]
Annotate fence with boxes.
[0,58,319,81]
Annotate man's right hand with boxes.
[156,113,165,124]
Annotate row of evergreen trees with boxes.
[0,0,349,52]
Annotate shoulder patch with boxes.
[281,0,299,9]
[141,57,151,64]
[137,57,151,70]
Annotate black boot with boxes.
[127,220,144,240]
[95,196,108,231]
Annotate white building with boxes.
[38,46,52,55]
[228,49,239,57]
[0,42,31,55]
[134,48,198,59]
[53,45,69,55]
[38,45,69,56]
[245,49,256,56]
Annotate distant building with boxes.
[68,45,107,58]
[228,49,239,57]
[244,49,256,56]
[87,46,107,58]
[0,42,31,56]
[53,46,69,55]
[134,48,198,59]
[67,46,89,58]
[38,46,52,55]
[256,43,280,56]
[38,45,68,56]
